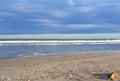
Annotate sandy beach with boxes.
[0,53,120,81]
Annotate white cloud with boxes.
[0,12,12,16]
[29,19,60,27]
[51,11,71,18]
[30,19,53,23]
[68,0,76,5]
[67,24,97,29]
[46,23,60,27]
[44,23,98,29]
[79,6,95,13]
[73,0,119,12]
[10,0,45,13]
[12,3,37,12]
[43,23,120,30]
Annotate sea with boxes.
[0,39,120,60]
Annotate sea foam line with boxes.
[0,40,120,46]
[0,40,120,43]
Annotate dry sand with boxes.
[0,53,120,81]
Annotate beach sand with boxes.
[0,53,120,81]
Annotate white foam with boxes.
[0,40,120,45]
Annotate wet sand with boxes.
[0,53,120,81]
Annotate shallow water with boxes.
[0,39,120,60]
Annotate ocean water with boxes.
[0,39,120,60]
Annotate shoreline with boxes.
[0,53,120,81]
[0,52,119,61]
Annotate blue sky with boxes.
[0,0,120,34]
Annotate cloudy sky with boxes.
[0,0,120,35]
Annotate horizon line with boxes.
[0,33,120,39]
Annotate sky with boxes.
[0,0,120,36]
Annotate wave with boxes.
[17,52,48,58]
[0,40,120,46]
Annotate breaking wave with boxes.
[0,40,120,46]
